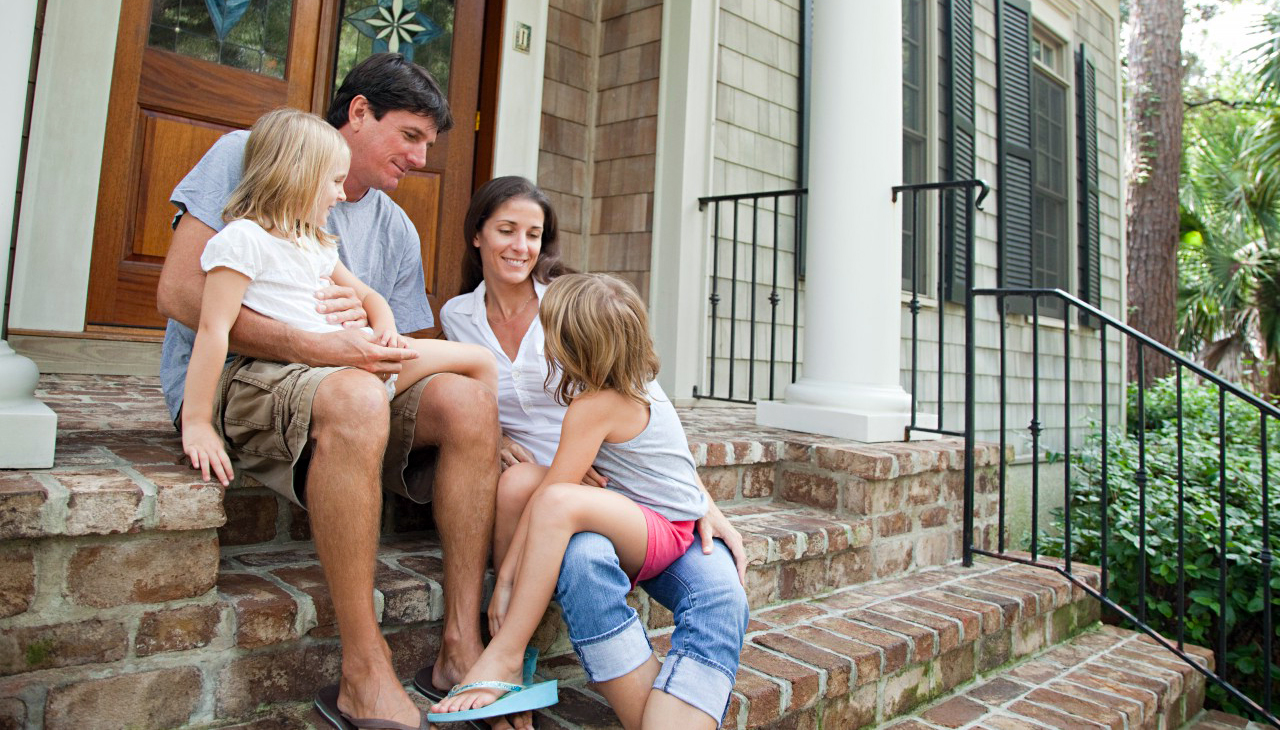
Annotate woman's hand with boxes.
[580,466,608,488]
[696,501,747,585]
[499,435,535,471]
[182,423,235,486]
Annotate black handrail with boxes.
[694,189,807,403]
[964,286,1279,727]
[892,178,990,439]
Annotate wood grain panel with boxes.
[134,113,231,259]
[387,171,442,294]
[139,50,288,128]
[10,333,162,376]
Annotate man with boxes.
[156,54,496,729]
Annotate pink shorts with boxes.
[633,504,697,587]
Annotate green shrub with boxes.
[1043,375,1280,715]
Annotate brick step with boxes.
[533,557,1104,729]
[1184,709,1272,730]
[211,500,883,658]
[891,626,1213,730]
[186,557,1105,730]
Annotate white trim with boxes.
[10,0,122,332]
[490,0,549,178]
[650,0,718,401]
[1030,0,1074,45]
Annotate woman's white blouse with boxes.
[441,279,564,466]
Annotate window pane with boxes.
[902,134,927,284]
[335,0,454,96]
[148,0,291,79]
[901,0,926,289]
[902,0,924,133]
[1031,69,1068,295]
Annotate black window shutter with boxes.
[1076,44,1101,326]
[944,0,976,303]
[997,0,1035,315]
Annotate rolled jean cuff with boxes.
[654,650,736,723]
[573,614,652,683]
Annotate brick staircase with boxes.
[0,375,1222,729]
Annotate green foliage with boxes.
[1178,7,1280,396]
[1043,375,1280,715]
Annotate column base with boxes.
[0,401,57,468]
[0,339,57,468]
[756,399,915,443]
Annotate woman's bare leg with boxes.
[494,463,545,569]
[432,483,650,714]
[590,655,661,729]
[640,691,718,730]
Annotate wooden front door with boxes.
[87,0,487,333]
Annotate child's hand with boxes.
[182,423,234,486]
[488,575,513,637]
[376,329,410,349]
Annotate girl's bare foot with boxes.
[430,650,525,714]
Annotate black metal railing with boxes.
[892,179,990,438]
[962,287,1279,727]
[694,188,807,403]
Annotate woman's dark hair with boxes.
[462,176,571,292]
[326,53,454,133]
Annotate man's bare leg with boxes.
[309,370,420,726]
[412,373,499,691]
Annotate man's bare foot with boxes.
[336,663,420,727]
[487,710,534,730]
[429,635,486,693]
[429,649,524,715]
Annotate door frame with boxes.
[83,0,501,337]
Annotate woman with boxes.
[437,177,749,729]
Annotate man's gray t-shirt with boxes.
[159,130,434,420]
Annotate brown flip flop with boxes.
[314,683,426,730]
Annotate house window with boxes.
[1031,29,1070,315]
[902,0,928,289]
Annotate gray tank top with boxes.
[594,382,708,522]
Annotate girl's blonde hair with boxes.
[223,108,349,247]
[540,273,660,406]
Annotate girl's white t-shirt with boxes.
[200,219,344,335]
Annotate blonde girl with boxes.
[428,273,709,723]
[181,108,496,485]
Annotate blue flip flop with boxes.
[425,649,558,723]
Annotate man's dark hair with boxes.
[326,53,454,133]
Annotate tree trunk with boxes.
[1125,0,1184,384]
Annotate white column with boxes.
[757,0,919,442]
[650,0,716,402]
[0,0,57,468]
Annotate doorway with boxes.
[85,0,491,334]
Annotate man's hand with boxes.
[301,327,418,374]
[696,501,747,585]
[315,279,368,329]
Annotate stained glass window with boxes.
[148,0,292,79]
[334,0,454,95]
